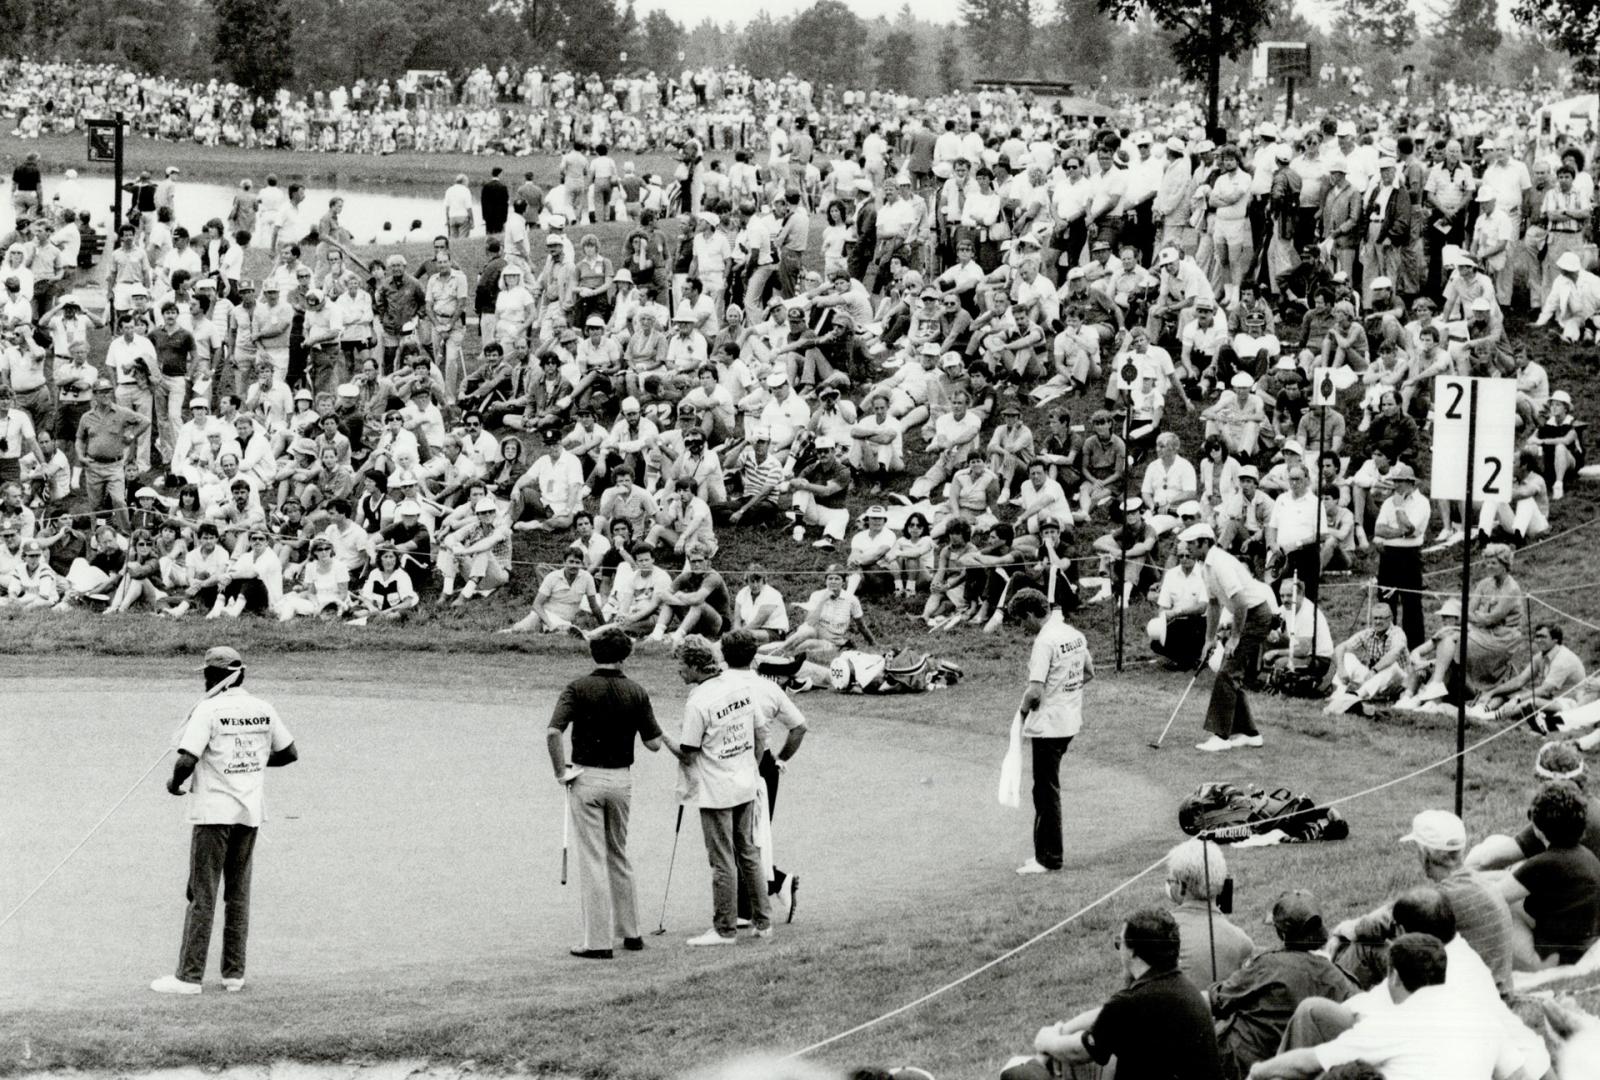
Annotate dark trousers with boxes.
[223,577,270,614]
[177,823,257,983]
[1030,736,1073,870]
[1376,544,1424,648]
[1276,544,1320,601]
[1154,612,1206,669]
[1203,602,1272,739]
[736,750,785,920]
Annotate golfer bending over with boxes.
[152,645,297,995]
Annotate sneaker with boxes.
[1413,682,1449,704]
[1195,735,1234,753]
[1229,733,1264,748]
[1015,858,1056,874]
[686,929,738,947]
[811,538,835,550]
[622,937,644,951]
[791,525,805,543]
[221,978,245,992]
[1553,480,1565,500]
[569,947,614,960]
[781,874,798,924]
[751,926,773,939]
[735,917,752,929]
[647,628,667,643]
[205,601,224,620]
[149,975,202,995]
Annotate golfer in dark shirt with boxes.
[1009,907,1224,1080]
[547,625,664,960]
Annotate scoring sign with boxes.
[1429,375,1517,502]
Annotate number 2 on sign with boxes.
[1482,455,1503,496]
[1443,382,1465,421]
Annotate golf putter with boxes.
[1149,665,1203,750]
[560,790,571,886]
[652,805,686,935]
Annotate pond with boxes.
[4,175,474,248]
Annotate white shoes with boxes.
[647,628,667,643]
[149,975,202,995]
[751,926,773,940]
[1229,733,1264,748]
[686,929,738,947]
[1553,480,1565,500]
[221,977,244,993]
[1195,735,1233,753]
[1413,683,1449,704]
[1016,857,1055,874]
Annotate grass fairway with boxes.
[0,646,1562,1079]
[0,131,685,192]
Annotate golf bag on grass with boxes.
[1178,782,1349,844]
[829,648,965,694]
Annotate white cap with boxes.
[1475,187,1496,202]
[397,499,422,516]
[1335,120,1357,137]
[1256,121,1278,138]
[474,497,498,513]
[1230,371,1255,389]
[1165,135,1187,155]
[764,371,787,388]
[1179,523,1216,542]
[189,397,210,408]
[1155,248,1179,267]
[1369,276,1392,291]
[1471,297,1494,312]
[1399,810,1466,852]
[1326,156,1348,173]
[1558,251,1584,273]
[1066,266,1087,281]
[1132,130,1153,145]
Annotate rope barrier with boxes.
[786,712,1530,1060]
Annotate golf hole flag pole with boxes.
[1430,374,1517,816]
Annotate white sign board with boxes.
[1430,376,1517,501]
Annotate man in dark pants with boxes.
[480,167,510,238]
[547,625,665,960]
[1372,462,1428,648]
[152,645,297,994]
[1007,588,1093,875]
[1183,523,1276,753]
[723,629,807,925]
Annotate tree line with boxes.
[0,0,1585,114]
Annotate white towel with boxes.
[997,712,1023,809]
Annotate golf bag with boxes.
[828,648,966,694]
[1178,782,1349,844]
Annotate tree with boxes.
[1049,0,1117,79]
[1336,0,1414,52]
[877,29,920,92]
[1097,0,1274,134]
[739,12,790,80]
[213,0,294,96]
[938,30,966,91]
[1513,0,1599,101]
[963,0,1036,76]
[639,10,685,75]
[789,0,867,88]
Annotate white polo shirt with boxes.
[1024,611,1091,739]
[174,685,293,827]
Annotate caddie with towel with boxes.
[152,645,297,995]
[1006,587,1093,875]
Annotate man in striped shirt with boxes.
[1326,809,1515,996]
[730,430,788,526]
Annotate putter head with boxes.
[1147,741,1163,750]
[650,926,668,936]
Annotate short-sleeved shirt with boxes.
[1512,844,1600,963]
[1025,610,1090,739]
[1202,546,1276,611]
[804,587,862,642]
[549,668,662,770]
[537,567,597,620]
[175,685,293,827]
[735,584,789,633]
[680,670,761,809]
[725,668,807,760]
[1516,794,1600,866]
[1085,967,1223,1080]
